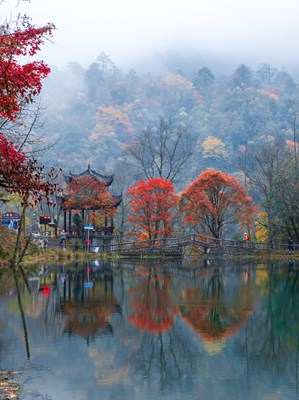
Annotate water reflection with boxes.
[245,263,299,377]
[180,268,253,343]
[127,266,178,333]
[61,264,119,343]
[1,259,299,399]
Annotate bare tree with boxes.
[257,63,276,90]
[239,135,289,242]
[125,116,198,184]
[111,159,138,242]
[0,99,58,158]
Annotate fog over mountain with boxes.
[3,0,299,245]
[2,0,299,76]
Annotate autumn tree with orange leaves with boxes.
[180,169,256,238]
[127,178,179,243]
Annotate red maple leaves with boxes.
[0,20,54,121]
[127,178,179,242]
[0,18,56,204]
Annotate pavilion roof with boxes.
[111,194,122,208]
[64,164,114,186]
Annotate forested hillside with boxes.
[2,46,298,243]
[33,53,299,241]
[41,53,296,177]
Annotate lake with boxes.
[0,258,299,400]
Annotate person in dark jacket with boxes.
[288,236,294,254]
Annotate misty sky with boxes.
[2,0,299,73]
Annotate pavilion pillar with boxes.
[63,210,67,232]
[81,209,85,238]
[111,217,114,235]
[68,210,72,234]
[105,216,108,235]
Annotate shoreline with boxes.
[0,249,298,268]
[0,369,21,399]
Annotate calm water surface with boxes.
[0,258,299,400]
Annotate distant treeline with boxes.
[38,53,299,242]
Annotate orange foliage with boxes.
[127,178,179,242]
[63,176,114,212]
[180,169,256,238]
[286,139,299,150]
[89,105,131,142]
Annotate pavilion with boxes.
[59,165,122,248]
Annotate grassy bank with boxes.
[21,247,117,264]
[0,225,120,266]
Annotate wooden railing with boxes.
[54,234,294,256]
[103,234,293,255]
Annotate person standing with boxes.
[86,238,91,251]
[60,230,66,249]
[244,232,250,242]
[288,236,294,254]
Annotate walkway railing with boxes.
[52,234,294,256]
[106,234,293,256]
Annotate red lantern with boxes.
[42,285,51,296]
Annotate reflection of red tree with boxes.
[128,273,178,334]
[181,284,252,341]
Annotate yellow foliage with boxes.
[201,136,227,159]
[97,105,130,126]
[90,105,131,142]
[254,212,269,242]
[164,73,193,92]
[89,124,115,142]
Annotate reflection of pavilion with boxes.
[59,268,121,343]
